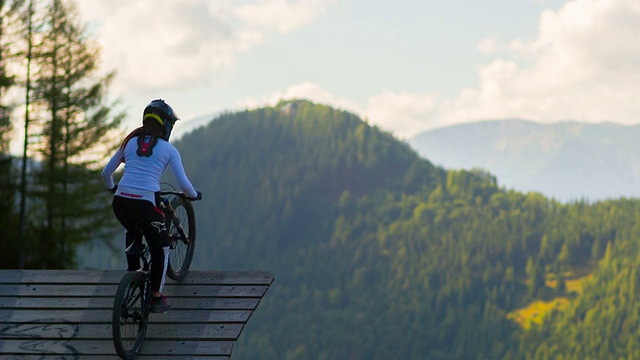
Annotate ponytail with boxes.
[119,117,166,156]
[119,127,145,152]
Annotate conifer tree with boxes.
[0,0,26,268]
[0,0,26,151]
[16,0,35,269]
[25,0,123,268]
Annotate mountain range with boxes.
[408,119,640,202]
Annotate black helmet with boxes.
[143,99,180,140]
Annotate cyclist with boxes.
[102,99,202,313]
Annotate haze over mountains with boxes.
[408,119,640,202]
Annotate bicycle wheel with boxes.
[166,196,196,281]
[112,271,149,359]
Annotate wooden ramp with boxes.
[0,270,274,359]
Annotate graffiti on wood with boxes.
[0,319,80,359]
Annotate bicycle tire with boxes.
[166,196,196,281]
[112,271,149,359]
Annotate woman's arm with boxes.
[101,148,124,189]
[169,147,199,198]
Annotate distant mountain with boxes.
[172,112,218,140]
[408,119,640,202]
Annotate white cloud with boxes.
[235,82,437,138]
[477,37,500,54]
[439,0,640,127]
[235,81,360,112]
[363,92,438,138]
[233,0,339,34]
[75,0,640,141]
[236,0,640,139]
[77,0,340,93]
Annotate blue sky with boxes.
[75,0,638,140]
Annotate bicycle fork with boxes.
[161,199,190,245]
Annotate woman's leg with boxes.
[112,197,144,271]
[140,204,171,296]
[123,230,144,271]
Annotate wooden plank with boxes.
[138,340,235,356]
[0,356,230,360]
[0,323,243,341]
[0,339,235,356]
[0,309,252,323]
[0,284,117,297]
[168,271,275,285]
[144,324,243,341]
[0,284,268,298]
[0,270,274,285]
[0,297,260,310]
[166,284,269,298]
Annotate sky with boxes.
[73,0,640,140]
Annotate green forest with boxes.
[160,99,640,359]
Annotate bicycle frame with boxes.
[124,242,152,312]
[159,191,190,245]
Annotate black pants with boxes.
[112,196,170,293]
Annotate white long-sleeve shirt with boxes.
[102,135,198,204]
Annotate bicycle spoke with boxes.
[124,286,141,308]
[166,196,196,281]
[113,272,149,358]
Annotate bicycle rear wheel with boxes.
[112,271,149,359]
[166,196,196,281]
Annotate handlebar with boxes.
[159,190,202,201]
[159,190,185,197]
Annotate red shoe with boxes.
[150,295,171,313]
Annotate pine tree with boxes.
[0,0,25,151]
[0,0,26,268]
[25,0,123,268]
[16,0,35,269]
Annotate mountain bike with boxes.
[112,190,197,359]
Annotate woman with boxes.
[102,99,201,313]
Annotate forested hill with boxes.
[138,100,640,358]
[175,100,444,272]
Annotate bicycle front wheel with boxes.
[112,271,149,359]
[167,196,196,281]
